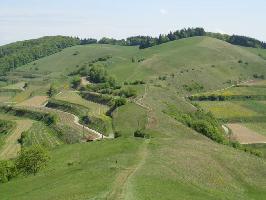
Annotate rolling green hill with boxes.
[0,36,266,200]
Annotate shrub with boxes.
[134,130,150,138]
[180,110,226,144]
[71,76,81,89]
[114,131,122,138]
[118,87,137,98]
[16,146,50,175]
[47,85,57,97]
[0,160,18,183]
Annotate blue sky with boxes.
[1,0,266,45]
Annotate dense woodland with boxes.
[0,36,80,75]
[1,28,266,75]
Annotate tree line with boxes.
[80,27,266,49]
[0,36,80,75]
[1,28,266,75]
[206,32,266,49]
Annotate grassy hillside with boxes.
[0,36,266,199]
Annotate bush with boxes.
[114,131,122,138]
[47,85,57,97]
[118,87,137,98]
[16,146,50,175]
[71,76,81,89]
[180,110,225,144]
[0,106,55,126]
[134,130,150,138]
[0,160,18,183]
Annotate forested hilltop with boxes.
[94,28,266,49]
[0,36,80,75]
[1,28,266,75]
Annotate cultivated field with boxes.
[55,90,109,116]
[17,96,48,107]
[227,123,266,144]
[0,120,33,160]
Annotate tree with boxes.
[16,146,50,175]
[71,76,81,89]
[47,85,57,97]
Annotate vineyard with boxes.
[21,122,62,148]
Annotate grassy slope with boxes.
[1,37,266,199]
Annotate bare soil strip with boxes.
[226,123,266,144]
[0,120,33,160]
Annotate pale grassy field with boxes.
[55,90,109,116]
[198,101,261,119]
[2,82,25,91]
[17,96,48,107]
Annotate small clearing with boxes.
[17,96,48,107]
[0,120,33,160]
[226,123,266,144]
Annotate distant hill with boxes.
[14,36,266,92]
[0,36,80,75]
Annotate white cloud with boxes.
[160,9,168,15]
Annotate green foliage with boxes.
[47,99,88,118]
[118,87,137,98]
[134,130,150,138]
[207,32,266,49]
[16,146,50,175]
[87,66,116,87]
[0,36,80,75]
[183,83,204,92]
[229,141,263,157]
[253,74,265,79]
[47,85,57,97]
[81,92,115,106]
[71,76,81,89]
[106,97,127,116]
[114,131,122,138]
[180,111,225,143]
[0,106,56,125]
[80,38,97,45]
[0,160,18,183]
[0,119,14,135]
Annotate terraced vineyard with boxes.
[21,122,62,148]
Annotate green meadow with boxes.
[1,36,266,199]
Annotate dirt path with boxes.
[0,120,33,160]
[133,85,157,129]
[226,123,266,144]
[107,139,149,200]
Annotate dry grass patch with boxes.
[17,96,48,107]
